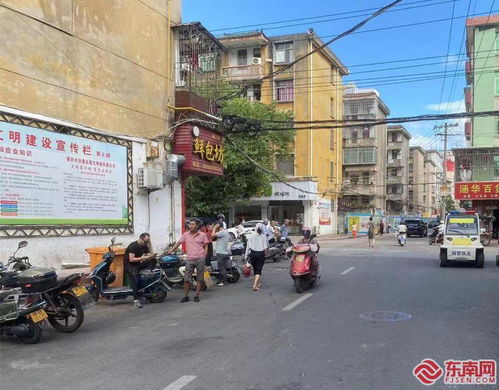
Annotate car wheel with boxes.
[475,252,485,268]
[440,250,448,267]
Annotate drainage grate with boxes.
[360,311,412,322]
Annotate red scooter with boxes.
[288,236,320,293]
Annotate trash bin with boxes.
[85,247,126,287]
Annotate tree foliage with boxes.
[186,98,294,217]
[444,195,456,212]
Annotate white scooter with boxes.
[397,232,407,246]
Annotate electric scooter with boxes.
[398,233,407,246]
[87,238,170,303]
[289,236,320,293]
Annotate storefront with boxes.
[455,181,499,237]
[229,180,336,234]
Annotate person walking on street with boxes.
[263,219,275,244]
[124,233,156,309]
[367,217,376,248]
[351,223,358,238]
[379,221,385,236]
[168,219,211,303]
[280,219,292,245]
[212,223,230,286]
[245,223,269,291]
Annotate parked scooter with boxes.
[87,238,170,303]
[397,233,407,246]
[158,253,185,287]
[208,256,241,284]
[0,241,90,333]
[0,290,47,344]
[480,228,491,247]
[289,235,320,293]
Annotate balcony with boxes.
[387,159,402,167]
[387,141,403,149]
[465,121,472,141]
[343,182,376,196]
[343,137,376,148]
[465,61,472,85]
[464,86,472,112]
[387,193,404,201]
[222,64,264,81]
[386,175,404,184]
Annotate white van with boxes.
[440,212,484,268]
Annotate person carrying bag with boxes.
[244,223,269,291]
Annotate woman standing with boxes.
[245,223,269,291]
[367,217,376,248]
[351,223,358,238]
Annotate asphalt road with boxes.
[1,235,499,390]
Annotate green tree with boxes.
[444,195,456,212]
[186,98,294,217]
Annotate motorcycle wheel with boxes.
[227,268,240,283]
[294,278,307,294]
[149,285,167,303]
[47,293,84,333]
[17,318,42,344]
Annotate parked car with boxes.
[403,219,428,237]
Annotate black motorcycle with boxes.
[0,241,93,333]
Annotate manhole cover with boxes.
[360,311,412,322]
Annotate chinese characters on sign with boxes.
[455,181,499,200]
[193,137,224,163]
[0,121,128,226]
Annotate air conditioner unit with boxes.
[137,168,163,190]
[164,154,185,185]
[252,57,262,65]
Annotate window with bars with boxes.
[276,154,295,176]
[343,147,377,165]
[330,130,335,149]
[344,99,375,116]
[330,161,335,179]
[275,80,294,102]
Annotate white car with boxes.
[439,212,484,268]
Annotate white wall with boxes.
[0,141,182,269]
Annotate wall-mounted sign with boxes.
[455,181,499,200]
[251,181,317,201]
[318,201,331,225]
[0,121,128,225]
[174,123,224,176]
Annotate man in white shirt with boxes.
[262,219,275,244]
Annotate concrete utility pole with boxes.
[434,122,460,219]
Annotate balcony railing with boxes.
[343,182,376,196]
[222,64,264,81]
[386,175,404,184]
[387,159,402,167]
[387,141,403,149]
[343,138,376,147]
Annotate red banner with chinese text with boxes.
[454,181,499,200]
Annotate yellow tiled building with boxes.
[220,31,348,233]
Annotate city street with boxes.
[1,235,498,390]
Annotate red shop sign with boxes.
[173,123,224,176]
[454,181,499,200]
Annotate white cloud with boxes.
[426,99,465,113]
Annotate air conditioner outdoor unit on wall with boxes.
[137,168,163,190]
[252,57,262,65]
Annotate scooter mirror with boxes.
[18,240,28,249]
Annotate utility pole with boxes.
[434,122,460,219]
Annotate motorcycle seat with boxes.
[57,273,80,285]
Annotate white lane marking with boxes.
[282,293,313,311]
[163,376,197,390]
[340,266,355,275]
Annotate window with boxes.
[352,129,358,139]
[362,172,370,185]
[199,54,217,72]
[390,168,398,176]
[362,127,370,138]
[276,154,295,176]
[275,80,294,102]
[391,150,400,160]
[330,162,335,178]
[349,173,359,184]
[275,42,294,64]
[343,147,377,165]
[409,163,414,172]
[330,130,335,150]
[330,67,336,85]
[253,48,261,58]
[237,49,247,66]
[330,97,335,118]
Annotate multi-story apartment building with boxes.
[425,149,444,209]
[220,30,348,234]
[409,146,427,214]
[424,158,439,215]
[341,88,389,215]
[385,125,411,214]
[465,15,499,146]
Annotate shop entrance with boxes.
[269,201,304,235]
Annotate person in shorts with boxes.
[168,219,211,303]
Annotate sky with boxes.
[183,0,498,150]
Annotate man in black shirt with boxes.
[125,232,156,309]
